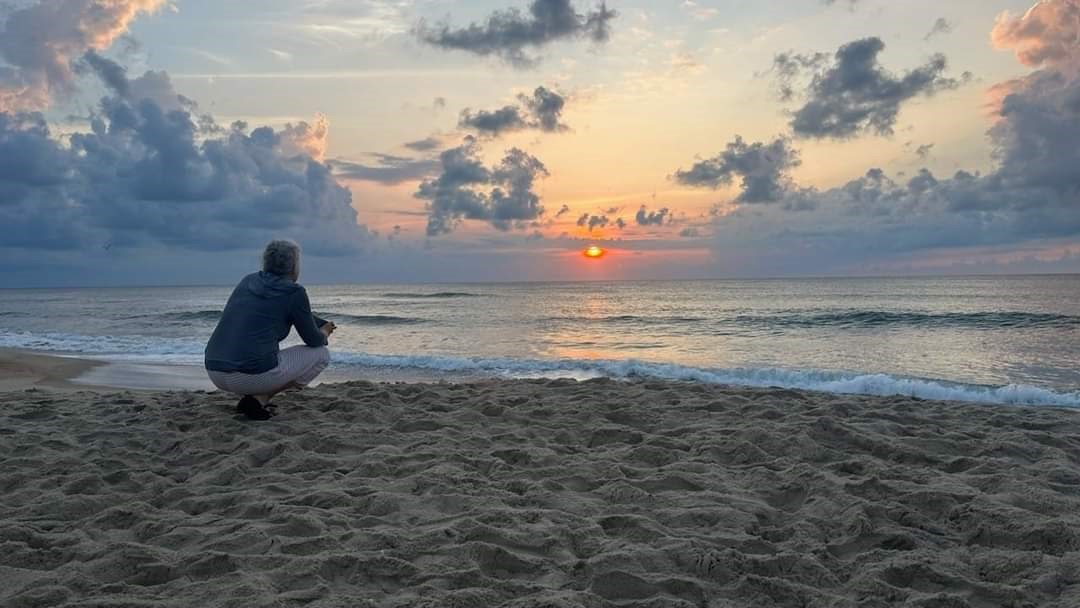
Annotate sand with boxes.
[2,367,1080,607]
[0,350,102,392]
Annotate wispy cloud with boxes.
[169,69,486,80]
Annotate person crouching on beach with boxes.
[204,239,336,420]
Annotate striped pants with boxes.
[207,346,330,396]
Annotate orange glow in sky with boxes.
[584,246,605,259]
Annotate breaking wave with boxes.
[3,329,1077,408]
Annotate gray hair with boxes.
[262,240,301,277]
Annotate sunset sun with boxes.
[583,246,605,259]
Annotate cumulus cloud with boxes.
[416,138,549,235]
[0,0,165,112]
[635,206,671,226]
[1,57,368,255]
[774,37,965,139]
[459,86,569,136]
[704,1,1080,272]
[673,136,801,203]
[991,0,1080,68]
[459,106,527,136]
[555,204,571,217]
[416,0,617,67]
[576,213,609,231]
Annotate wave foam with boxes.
[3,330,1077,408]
[331,352,1080,408]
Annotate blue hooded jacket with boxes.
[204,271,327,374]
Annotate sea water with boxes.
[1,276,1079,406]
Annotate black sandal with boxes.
[236,395,273,421]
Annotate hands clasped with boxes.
[320,321,337,340]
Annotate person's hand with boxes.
[320,321,337,339]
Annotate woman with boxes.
[205,240,336,420]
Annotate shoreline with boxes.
[0,348,215,392]
[2,347,1078,410]
[0,348,500,393]
[0,349,105,391]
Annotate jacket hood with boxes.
[243,271,300,298]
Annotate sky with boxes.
[0,0,1078,286]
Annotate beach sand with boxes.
[2,358,1080,606]
[0,350,102,392]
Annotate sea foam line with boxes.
[330,352,1080,408]
[2,330,1077,408]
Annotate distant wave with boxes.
[380,292,484,299]
[161,310,222,322]
[551,310,1080,331]
[547,315,709,325]
[0,311,29,318]
[138,310,426,325]
[744,310,1080,330]
[323,313,426,325]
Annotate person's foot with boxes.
[236,395,273,421]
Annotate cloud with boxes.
[555,204,571,217]
[520,86,568,132]
[673,136,801,203]
[416,137,549,236]
[278,114,330,161]
[404,136,442,152]
[703,2,1080,273]
[991,0,1080,68]
[915,143,935,159]
[576,213,609,231]
[329,154,441,185]
[459,86,569,136]
[770,51,828,102]
[635,206,670,226]
[459,106,527,136]
[416,0,617,67]
[925,18,954,41]
[774,37,965,139]
[268,48,293,62]
[0,0,166,112]
[1,59,369,256]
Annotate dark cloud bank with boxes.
[416,0,616,67]
[1,63,366,257]
[0,0,370,263]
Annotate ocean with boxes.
[2,275,1079,406]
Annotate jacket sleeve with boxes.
[290,287,329,347]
